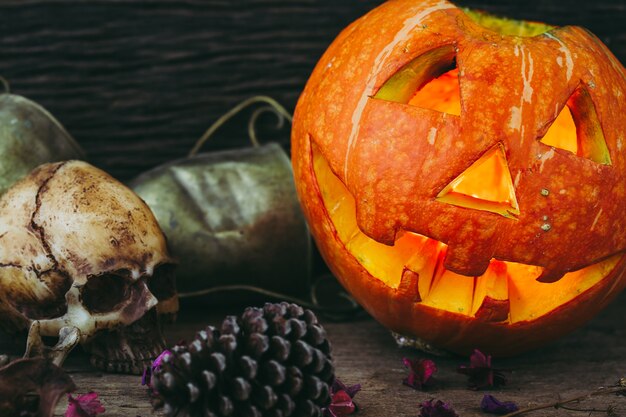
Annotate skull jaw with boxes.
[21,279,160,372]
[24,323,80,367]
[84,308,167,375]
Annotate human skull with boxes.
[0,160,177,374]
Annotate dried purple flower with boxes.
[419,399,459,417]
[65,392,105,417]
[326,390,356,417]
[331,378,362,398]
[141,349,172,389]
[480,395,519,414]
[324,378,361,417]
[402,357,437,390]
[457,349,506,390]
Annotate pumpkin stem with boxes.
[188,95,292,157]
[462,8,555,38]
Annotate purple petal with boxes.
[331,378,361,398]
[421,359,437,381]
[328,390,356,416]
[152,350,172,371]
[142,349,172,389]
[141,367,151,386]
[457,349,506,390]
[402,358,437,390]
[344,383,361,398]
[480,395,519,414]
[419,399,459,417]
[66,392,105,417]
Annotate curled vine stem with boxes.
[502,381,626,417]
[177,281,363,318]
[309,273,364,321]
[248,105,287,147]
[188,95,293,157]
[0,76,10,94]
[177,273,363,320]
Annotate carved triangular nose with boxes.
[436,143,519,218]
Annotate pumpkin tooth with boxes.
[401,236,443,300]
[398,268,421,302]
[474,297,510,323]
[471,261,510,323]
[424,267,474,316]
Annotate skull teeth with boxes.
[89,338,166,375]
[90,354,155,375]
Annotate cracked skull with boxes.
[0,160,177,374]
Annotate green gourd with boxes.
[0,85,84,196]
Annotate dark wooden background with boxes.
[2,0,626,182]
[1,1,626,416]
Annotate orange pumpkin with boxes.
[292,0,626,355]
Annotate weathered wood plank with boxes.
[0,289,624,415]
[1,0,625,182]
[0,288,607,415]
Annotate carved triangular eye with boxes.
[539,102,577,154]
[539,85,611,165]
[375,46,461,115]
[436,144,519,218]
[409,67,461,116]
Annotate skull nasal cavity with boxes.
[374,45,460,115]
[82,274,131,313]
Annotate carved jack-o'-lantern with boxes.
[292,0,626,355]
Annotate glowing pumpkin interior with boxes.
[312,14,622,323]
[315,145,621,322]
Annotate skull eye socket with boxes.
[148,264,177,301]
[81,273,131,314]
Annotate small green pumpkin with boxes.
[0,90,84,196]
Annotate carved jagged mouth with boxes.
[311,143,623,324]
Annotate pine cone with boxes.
[152,302,334,417]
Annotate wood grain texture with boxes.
[1,291,624,416]
[1,0,625,181]
[0,294,626,417]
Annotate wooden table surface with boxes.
[2,291,624,416]
[1,1,626,416]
